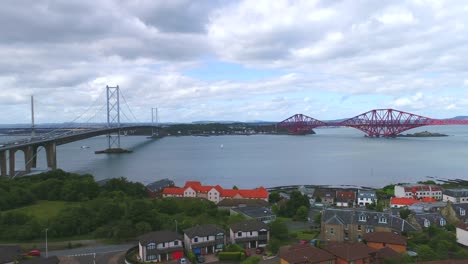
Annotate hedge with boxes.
[218,252,245,261]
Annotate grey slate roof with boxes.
[138,230,182,246]
[184,224,225,238]
[451,203,468,221]
[230,219,269,232]
[146,178,174,192]
[231,206,275,218]
[414,213,447,228]
[358,190,377,199]
[322,208,417,232]
[444,188,468,197]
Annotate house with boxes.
[363,232,407,253]
[184,224,226,255]
[336,190,356,207]
[456,223,468,246]
[280,244,336,264]
[230,206,276,223]
[357,190,377,206]
[315,189,336,205]
[138,231,184,262]
[451,203,468,223]
[146,178,175,198]
[443,189,468,204]
[230,220,269,249]
[321,208,417,242]
[390,197,419,208]
[373,247,402,264]
[413,213,447,229]
[163,181,268,203]
[408,201,446,213]
[0,245,22,264]
[322,242,376,264]
[394,184,443,200]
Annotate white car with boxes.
[179,258,187,264]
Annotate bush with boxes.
[242,255,261,264]
[225,243,244,252]
[268,238,281,254]
[187,251,196,263]
[218,252,244,261]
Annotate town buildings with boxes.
[162,181,268,204]
[229,220,270,249]
[456,223,468,246]
[280,244,336,264]
[363,232,407,253]
[183,224,226,255]
[394,184,443,200]
[146,178,175,198]
[322,242,376,264]
[138,231,184,262]
[321,208,417,242]
[336,190,356,207]
[443,189,468,204]
[230,206,276,223]
[357,190,377,206]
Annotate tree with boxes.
[279,191,310,217]
[268,192,281,204]
[233,185,239,190]
[295,206,309,221]
[399,208,411,220]
[269,220,288,240]
[268,238,281,254]
[314,212,322,227]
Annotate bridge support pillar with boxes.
[45,142,57,170]
[9,149,16,177]
[24,146,33,174]
[31,146,38,168]
[0,151,6,177]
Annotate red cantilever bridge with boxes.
[278,109,468,137]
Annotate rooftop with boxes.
[138,230,182,245]
[363,231,407,246]
[231,206,275,219]
[323,242,376,261]
[230,219,269,232]
[184,224,225,238]
[281,244,335,263]
[444,188,468,197]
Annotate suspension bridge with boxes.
[278,109,468,136]
[0,85,159,178]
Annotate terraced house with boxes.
[321,208,417,242]
[138,231,184,262]
[184,224,226,255]
[230,220,269,248]
[162,181,268,203]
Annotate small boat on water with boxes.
[81,145,90,149]
[220,144,224,149]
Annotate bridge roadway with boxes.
[0,125,156,177]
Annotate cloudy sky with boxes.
[2,0,468,124]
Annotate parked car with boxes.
[244,248,251,257]
[26,250,40,257]
[255,247,264,254]
[196,254,205,263]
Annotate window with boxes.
[174,240,179,246]
[162,242,166,247]
[379,217,387,224]
[366,227,373,233]
[194,237,198,243]
[461,209,466,216]
[359,215,366,222]
[249,231,253,236]
[237,231,242,237]
[357,234,362,241]
[206,236,209,240]
[358,225,362,231]
[147,243,156,250]
[330,228,334,234]
[328,260,333,264]
[424,219,430,228]
[440,218,446,226]
[216,233,224,239]
[147,255,156,261]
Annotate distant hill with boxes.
[450,116,468,120]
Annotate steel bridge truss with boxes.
[278,109,468,137]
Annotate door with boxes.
[193,248,201,255]
[250,241,256,248]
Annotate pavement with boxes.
[58,251,126,264]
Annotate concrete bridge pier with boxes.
[24,146,34,173]
[45,142,57,170]
[0,151,6,177]
[31,146,38,168]
[9,149,16,177]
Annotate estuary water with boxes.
[2,125,468,188]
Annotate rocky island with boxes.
[397,131,448,137]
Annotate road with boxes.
[48,243,135,257]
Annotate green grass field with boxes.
[8,200,74,222]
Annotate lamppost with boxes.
[175,220,178,233]
[45,228,48,258]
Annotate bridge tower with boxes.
[151,107,158,137]
[106,85,121,149]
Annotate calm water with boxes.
[2,126,468,188]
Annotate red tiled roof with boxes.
[363,232,407,246]
[323,242,375,261]
[336,190,356,199]
[421,197,436,203]
[162,187,185,195]
[390,197,419,206]
[281,244,335,263]
[404,185,442,192]
[163,182,268,199]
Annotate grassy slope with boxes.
[8,200,72,222]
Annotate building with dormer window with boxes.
[394,184,443,200]
[321,208,417,243]
[443,189,468,204]
[357,190,377,206]
[183,224,226,255]
[138,231,184,262]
